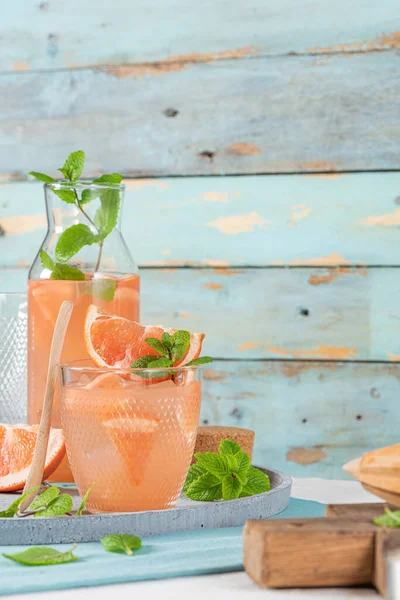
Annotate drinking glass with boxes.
[0,293,28,423]
[59,361,203,513]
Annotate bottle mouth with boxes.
[44,180,125,191]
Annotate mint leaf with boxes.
[0,487,40,518]
[40,251,86,281]
[185,356,213,366]
[224,453,239,471]
[101,534,142,556]
[233,451,251,485]
[34,494,73,518]
[76,483,95,516]
[30,487,59,511]
[59,150,85,181]
[51,263,86,281]
[29,172,57,183]
[131,355,159,369]
[185,472,223,502]
[3,545,78,566]
[93,174,123,184]
[240,467,271,497]
[222,474,242,500]
[161,332,173,349]
[94,188,120,238]
[89,278,116,302]
[148,357,174,368]
[145,337,170,358]
[183,463,207,494]
[40,250,55,271]
[219,439,241,456]
[131,355,173,378]
[374,507,400,528]
[55,224,96,262]
[52,188,77,204]
[80,189,99,205]
[170,330,190,362]
[195,452,229,480]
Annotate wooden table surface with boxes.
[1,478,384,600]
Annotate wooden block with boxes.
[326,503,388,519]
[374,529,400,598]
[193,426,254,463]
[243,518,375,588]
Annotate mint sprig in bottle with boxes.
[27,151,140,483]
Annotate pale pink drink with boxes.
[28,181,139,482]
[60,364,202,512]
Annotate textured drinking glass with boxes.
[0,293,28,423]
[60,361,203,513]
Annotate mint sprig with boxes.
[374,507,400,528]
[3,544,79,566]
[183,439,271,502]
[0,484,95,519]
[0,487,40,518]
[131,330,212,376]
[29,150,123,280]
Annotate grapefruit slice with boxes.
[102,417,160,485]
[0,424,66,492]
[84,372,124,389]
[84,305,205,369]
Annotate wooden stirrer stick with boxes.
[20,300,73,512]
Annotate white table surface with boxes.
[2,478,384,600]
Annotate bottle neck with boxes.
[44,188,123,234]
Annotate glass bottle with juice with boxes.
[28,175,139,482]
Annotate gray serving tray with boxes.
[0,467,291,546]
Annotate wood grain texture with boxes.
[2,1,399,72]
[3,266,400,362]
[2,173,400,267]
[0,52,399,177]
[326,504,388,518]
[244,518,375,587]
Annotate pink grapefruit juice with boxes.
[27,274,140,482]
[60,376,201,512]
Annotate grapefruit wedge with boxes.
[0,424,66,492]
[84,305,205,369]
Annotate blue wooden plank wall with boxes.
[1,1,400,478]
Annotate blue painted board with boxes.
[200,360,400,478]
[0,51,399,176]
[2,173,400,268]
[1,1,399,71]
[2,266,400,362]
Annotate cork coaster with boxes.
[193,426,255,462]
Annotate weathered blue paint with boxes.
[202,360,399,479]
[2,266,400,362]
[0,52,399,176]
[2,173,400,267]
[1,1,399,71]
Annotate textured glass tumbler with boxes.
[0,293,28,423]
[60,361,203,513]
